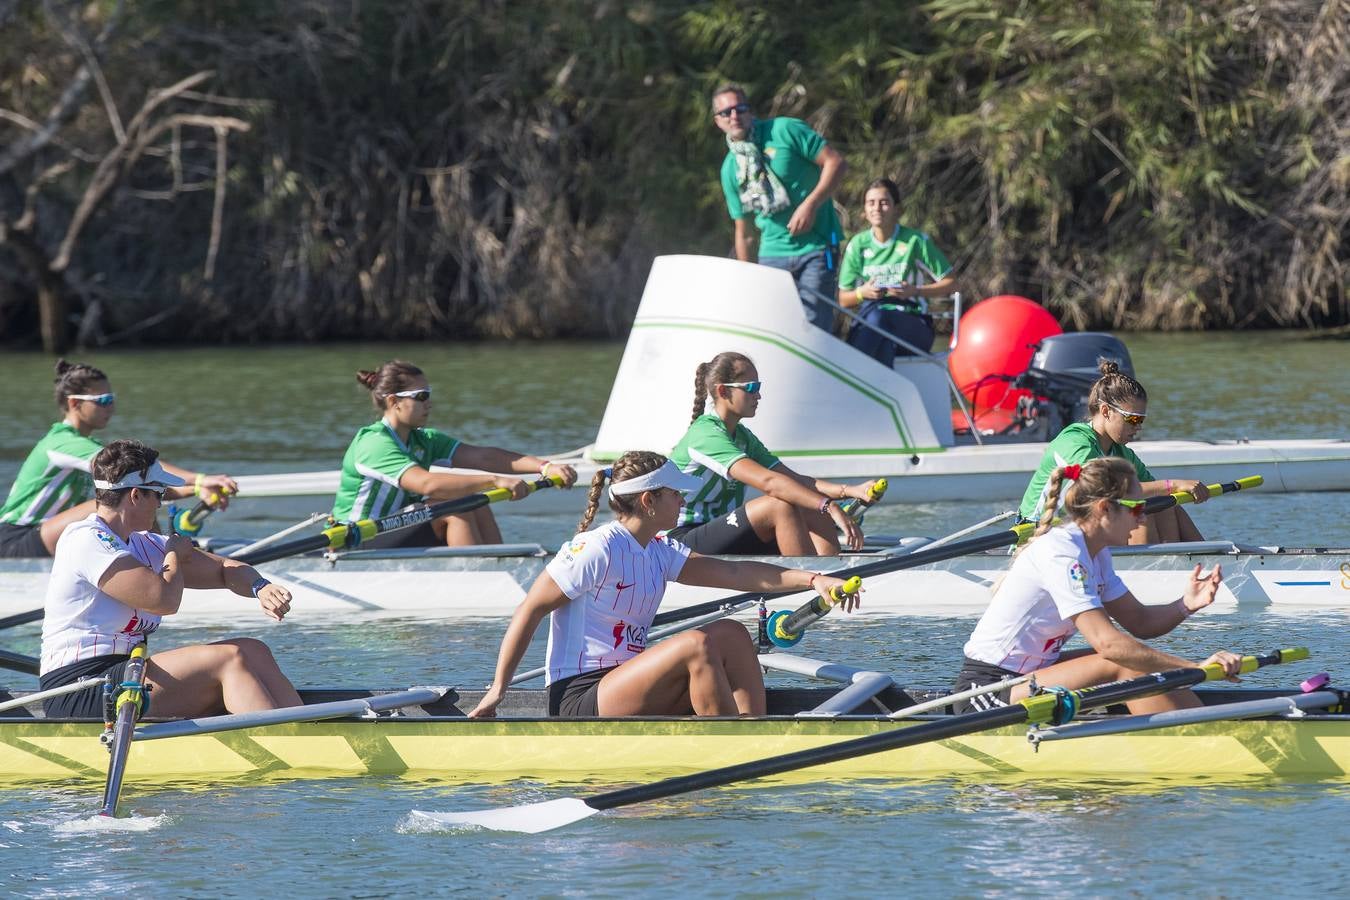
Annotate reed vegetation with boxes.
[1,0,1344,350]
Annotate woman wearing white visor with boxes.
[470,451,861,719]
[39,439,300,719]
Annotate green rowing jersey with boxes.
[669,414,780,528]
[719,117,841,258]
[0,422,102,526]
[838,224,951,313]
[1019,423,1154,520]
[332,421,461,522]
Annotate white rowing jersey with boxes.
[41,514,166,674]
[544,521,691,685]
[963,523,1128,674]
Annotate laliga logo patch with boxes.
[1067,561,1088,594]
[94,529,122,551]
[568,540,586,555]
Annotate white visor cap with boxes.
[93,459,187,491]
[608,461,701,500]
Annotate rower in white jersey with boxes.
[39,439,300,719]
[953,457,1243,714]
[469,451,861,718]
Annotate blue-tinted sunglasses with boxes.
[719,381,762,394]
[69,392,116,407]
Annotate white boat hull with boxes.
[3,543,1346,623]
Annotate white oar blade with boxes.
[407,798,597,834]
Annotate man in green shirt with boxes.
[713,85,848,332]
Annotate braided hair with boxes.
[576,451,669,533]
[1032,457,1138,541]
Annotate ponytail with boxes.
[356,360,423,409]
[690,351,754,423]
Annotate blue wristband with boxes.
[250,576,271,598]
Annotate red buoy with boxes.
[948,295,1061,415]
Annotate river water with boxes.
[1,333,1347,897]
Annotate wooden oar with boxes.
[99,644,149,817]
[764,576,863,648]
[233,475,564,566]
[409,648,1307,834]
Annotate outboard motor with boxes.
[1017,333,1134,430]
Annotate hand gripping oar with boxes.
[169,485,234,537]
[234,475,564,566]
[651,521,1038,629]
[764,576,863,648]
[99,644,149,817]
[1147,475,1262,513]
[410,647,1307,834]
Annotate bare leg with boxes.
[143,638,302,718]
[1009,652,1201,713]
[596,621,765,716]
[1174,507,1204,541]
[435,507,503,546]
[802,507,843,555]
[745,495,816,556]
[39,500,97,554]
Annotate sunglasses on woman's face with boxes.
[69,392,116,407]
[393,388,431,403]
[1115,497,1148,519]
[719,381,762,394]
[1104,401,1146,426]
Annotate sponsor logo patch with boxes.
[1067,561,1088,594]
[94,529,122,551]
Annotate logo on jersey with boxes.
[120,613,159,637]
[611,619,647,653]
[94,529,122,551]
[725,510,739,527]
[567,540,586,555]
[1067,561,1088,594]
[615,581,634,593]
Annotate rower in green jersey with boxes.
[1018,360,1209,544]
[333,360,578,548]
[665,351,881,556]
[0,360,236,559]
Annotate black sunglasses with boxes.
[714,102,750,120]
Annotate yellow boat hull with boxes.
[2,715,1346,786]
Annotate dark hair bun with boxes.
[1098,359,1120,376]
[356,370,378,389]
[54,359,73,376]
